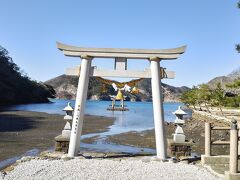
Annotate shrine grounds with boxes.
[0,109,233,179]
[0,109,231,163]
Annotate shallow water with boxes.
[4,99,191,133]
[2,99,192,154]
[0,149,40,170]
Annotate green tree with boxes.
[225,79,240,107]
[192,86,203,111]
[198,84,212,113]
[226,79,240,94]
[211,83,225,115]
[236,44,240,53]
[180,90,192,108]
[180,88,198,110]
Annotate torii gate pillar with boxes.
[68,56,92,157]
[150,57,167,159]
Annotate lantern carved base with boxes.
[173,133,186,143]
[167,139,193,158]
[55,135,70,153]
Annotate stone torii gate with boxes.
[57,42,186,160]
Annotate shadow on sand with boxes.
[0,113,42,132]
[80,153,154,159]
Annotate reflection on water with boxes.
[4,99,191,135]
[80,142,156,154]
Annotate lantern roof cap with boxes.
[63,102,74,111]
[173,106,187,115]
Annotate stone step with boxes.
[210,165,229,175]
[201,155,230,165]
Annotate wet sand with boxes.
[105,112,230,155]
[0,110,114,161]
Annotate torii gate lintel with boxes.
[65,66,175,79]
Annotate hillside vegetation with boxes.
[0,46,55,105]
[181,70,240,114]
[45,75,189,102]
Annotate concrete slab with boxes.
[225,171,240,180]
[201,155,240,176]
[201,155,229,165]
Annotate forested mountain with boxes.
[45,75,189,102]
[0,46,55,105]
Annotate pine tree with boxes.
[180,88,198,110]
[211,83,225,115]
[198,84,211,113]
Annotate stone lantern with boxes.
[62,102,74,138]
[55,102,74,152]
[172,106,187,143]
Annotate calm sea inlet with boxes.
[5,99,191,154]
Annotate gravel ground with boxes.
[1,158,222,180]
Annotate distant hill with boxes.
[45,74,189,102]
[207,68,240,89]
[0,46,55,105]
[207,76,233,89]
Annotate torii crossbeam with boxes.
[57,42,186,160]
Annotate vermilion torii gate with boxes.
[57,42,186,160]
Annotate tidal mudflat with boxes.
[0,110,114,162]
[85,112,230,156]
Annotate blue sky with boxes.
[0,0,239,87]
